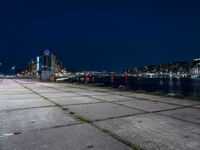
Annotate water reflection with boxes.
[72,76,200,99]
[159,79,163,86]
[168,77,174,94]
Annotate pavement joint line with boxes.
[13,82,69,108]
[13,82,91,136]
[49,86,142,109]
[146,98,200,107]
[112,95,186,106]
[64,83,117,93]
[29,91,66,94]
[147,106,188,113]
[62,102,151,123]
[58,101,106,106]
[39,84,171,111]
[76,87,194,108]
[111,101,187,113]
[0,98,49,101]
[37,83,200,138]
[18,83,91,126]
[32,82,166,113]
[39,82,93,92]
[63,106,143,150]
[0,93,43,96]
[0,122,85,138]
[31,83,117,103]
[39,82,114,95]
[38,82,128,99]
[90,122,143,150]
[76,94,150,112]
[35,83,92,96]
[20,86,147,123]
[87,112,149,123]
[125,96,197,107]
[14,80,200,149]
[156,112,200,126]
[17,80,140,149]
[103,89,200,107]
[39,95,85,99]
[0,105,57,113]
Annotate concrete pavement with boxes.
[0,79,200,150]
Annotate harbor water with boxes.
[72,76,200,98]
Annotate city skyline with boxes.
[16,49,200,79]
[1,48,200,74]
[1,0,200,72]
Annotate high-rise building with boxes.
[51,53,56,72]
[36,49,61,73]
[28,59,37,74]
[24,49,65,80]
[42,49,52,71]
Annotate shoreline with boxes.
[52,81,200,101]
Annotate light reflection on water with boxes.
[128,78,200,98]
[89,77,200,98]
[159,79,163,86]
[168,77,174,94]
[72,76,200,98]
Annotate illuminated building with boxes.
[190,58,200,77]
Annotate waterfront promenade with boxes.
[0,79,200,150]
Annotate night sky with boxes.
[0,0,200,73]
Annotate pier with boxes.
[0,79,200,150]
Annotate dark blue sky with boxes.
[0,0,200,72]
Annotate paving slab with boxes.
[0,88,27,90]
[89,88,115,93]
[0,124,132,150]
[40,92,80,98]
[75,91,109,96]
[0,107,76,135]
[159,108,200,124]
[111,92,200,107]
[0,92,33,95]
[90,94,136,102]
[0,94,41,100]
[109,91,161,99]
[31,88,64,93]
[49,96,102,105]
[66,103,143,121]
[0,89,33,95]
[58,85,111,93]
[149,97,200,106]
[0,99,54,111]
[95,114,200,150]
[0,86,23,89]
[24,85,49,89]
[63,88,89,93]
[116,99,180,112]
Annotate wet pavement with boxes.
[0,79,200,150]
